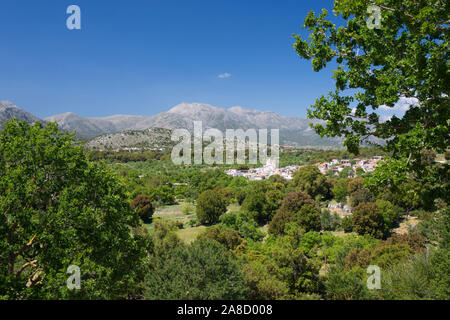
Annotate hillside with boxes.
[0,101,44,127]
[85,127,174,150]
[47,102,344,147]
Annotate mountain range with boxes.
[0,101,343,148]
[0,101,44,128]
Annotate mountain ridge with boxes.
[1,101,344,147]
[0,101,45,127]
[46,102,341,146]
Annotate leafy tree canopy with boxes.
[0,120,146,299]
[293,0,449,204]
[196,189,227,225]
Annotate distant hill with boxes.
[85,128,174,150]
[46,102,344,147]
[0,101,45,128]
[0,101,352,148]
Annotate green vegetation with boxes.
[0,121,147,299]
[1,0,448,301]
[131,195,155,223]
[196,189,227,224]
[1,119,448,300]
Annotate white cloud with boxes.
[376,97,420,121]
[378,97,419,112]
[218,72,231,79]
[379,115,392,123]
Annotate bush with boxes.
[341,216,353,232]
[291,165,331,200]
[197,225,244,250]
[196,189,227,224]
[352,202,384,239]
[145,239,249,299]
[131,195,155,222]
[269,191,315,235]
[182,202,194,215]
[296,204,321,232]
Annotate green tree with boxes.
[293,0,449,203]
[196,189,227,225]
[349,187,374,208]
[352,202,384,239]
[325,266,369,300]
[197,225,244,251]
[291,165,331,200]
[338,166,352,179]
[242,189,267,224]
[347,178,364,195]
[269,191,315,235]
[332,178,348,203]
[220,211,264,242]
[341,216,353,233]
[235,190,247,206]
[131,195,155,223]
[375,199,402,236]
[296,204,322,232]
[0,120,146,299]
[144,239,248,299]
[321,209,341,231]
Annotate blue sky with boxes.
[0,0,343,118]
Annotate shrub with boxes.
[131,195,155,222]
[296,204,321,232]
[196,189,227,224]
[145,239,249,299]
[269,191,314,235]
[197,225,244,250]
[341,216,353,233]
[181,202,194,215]
[352,202,384,239]
[291,165,331,200]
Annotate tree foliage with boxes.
[0,120,146,299]
[293,0,449,205]
[295,204,322,232]
[352,202,384,238]
[131,195,155,223]
[291,165,331,200]
[145,239,248,299]
[196,189,227,225]
[269,191,315,235]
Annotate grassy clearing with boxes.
[258,224,269,235]
[227,203,241,214]
[176,226,207,243]
[146,202,241,242]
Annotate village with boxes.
[225,156,385,181]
